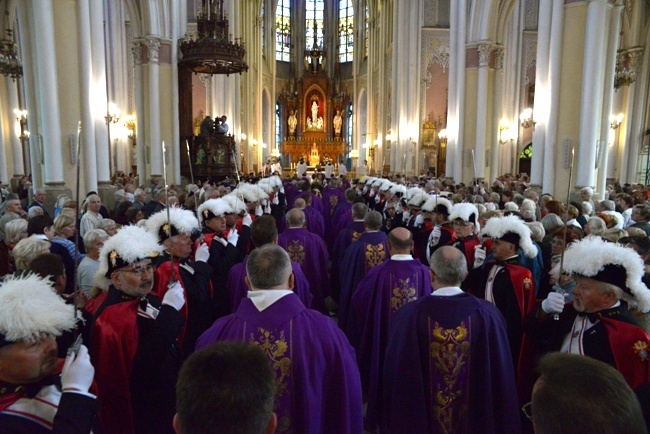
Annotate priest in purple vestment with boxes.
[381,246,521,434]
[338,211,389,332]
[277,209,330,313]
[350,227,432,431]
[279,197,325,239]
[330,202,368,303]
[227,215,312,311]
[328,189,358,249]
[196,245,363,434]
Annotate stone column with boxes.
[0,97,10,185]
[474,41,492,181]
[131,41,146,184]
[448,0,467,182]
[491,46,505,181]
[576,0,608,189]
[146,37,162,177]
[597,2,623,198]
[4,80,24,183]
[530,0,552,188]
[89,0,110,184]
[31,0,71,209]
[77,0,98,193]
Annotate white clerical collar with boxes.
[32,234,49,241]
[248,289,294,311]
[391,254,413,261]
[432,286,464,296]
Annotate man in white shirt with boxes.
[80,194,103,237]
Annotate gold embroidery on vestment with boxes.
[365,243,386,269]
[390,276,417,312]
[287,240,305,266]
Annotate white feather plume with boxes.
[480,215,537,258]
[222,194,247,213]
[0,274,77,342]
[198,198,234,222]
[422,195,453,215]
[562,237,650,312]
[450,203,481,234]
[146,206,199,239]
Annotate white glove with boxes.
[162,281,185,310]
[227,228,240,246]
[280,187,285,194]
[473,246,486,269]
[242,213,253,227]
[541,292,566,314]
[195,242,209,263]
[375,195,381,203]
[264,202,272,214]
[429,226,441,247]
[61,345,94,395]
[414,214,424,226]
[396,202,403,213]
[363,186,369,193]
[272,195,279,205]
[402,210,410,220]
[255,205,263,216]
[369,190,376,197]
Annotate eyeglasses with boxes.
[121,264,155,277]
[521,402,533,421]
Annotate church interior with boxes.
[0,0,649,204]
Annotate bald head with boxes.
[294,198,306,210]
[388,227,413,255]
[286,208,305,228]
[429,246,468,288]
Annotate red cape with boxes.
[603,317,650,391]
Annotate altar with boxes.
[280,138,348,169]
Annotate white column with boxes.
[475,42,492,180]
[0,98,10,183]
[530,0,552,187]
[146,37,162,177]
[131,41,146,184]
[542,0,565,194]
[576,0,608,189]
[598,2,623,197]
[31,0,64,185]
[491,46,505,181]
[448,0,467,182]
[77,0,98,192]
[5,81,24,176]
[90,0,110,183]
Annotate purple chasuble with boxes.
[337,231,389,332]
[329,202,353,245]
[278,207,325,239]
[382,293,521,434]
[196,294,363,434]
[350,258,432,431]
[227,255,313,311]
[278,228,330,313]
[329,220,366,302]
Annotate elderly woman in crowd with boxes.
[11,237,50,272]
[96,218,118,237]
[539,228,578,300]
[77,229,109,296]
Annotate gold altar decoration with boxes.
[280,137,348,167]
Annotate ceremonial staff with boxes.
[162,141,175,283]
[185,140,201,232]
[471,149,479,194]
[68,121,83,355]
[553,147,575,320]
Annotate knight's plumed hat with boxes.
[422,195,453,216]
[95,225,164,290]
[146,206,199,243]
[450,203,481,234]
[407,193,428,208]
[198,198,234,222]
[222,194,247,214]
[480,215,537,258]
[0,274,77,347]
[562,237,650,311]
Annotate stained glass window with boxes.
[338,0,354,62]
[276,0,291,62]
[519,144,533,159]
[306,0,324,50]
[276,103,281,144]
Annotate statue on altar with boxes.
[333,110,343,136]
[288,110,297,135]
[309,143,320,166]
[306,100,324,130]
[195,147,206,165]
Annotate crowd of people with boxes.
[0,169,649,433]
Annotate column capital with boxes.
[145,37,161,63]
[494,45,505,70]
[131,40,144,65]
[477,42,493,67]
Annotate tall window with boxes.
[306,0,324,49]
[338,0,354,62]
[276,0,291,61]
[276,103,281,144]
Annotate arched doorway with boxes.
[519,143,532,177]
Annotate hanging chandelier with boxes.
[0,27,22,81]
[179,0,248,75]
